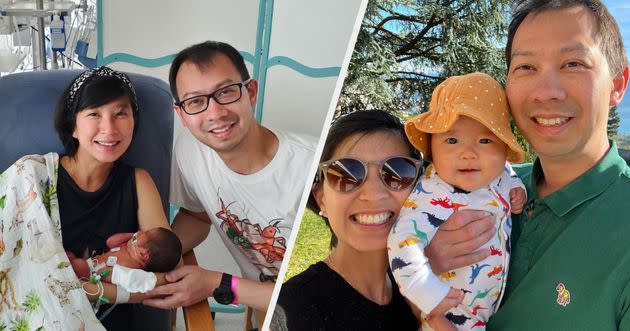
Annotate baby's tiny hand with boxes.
[428,288,464,318]
[426,288,463,330]
[427,314,458,331]
[510,187,526,214]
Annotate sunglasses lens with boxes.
[324,158,366,193]
[381,157,418,190]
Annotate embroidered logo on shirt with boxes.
[556,283,571,307]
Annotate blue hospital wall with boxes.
[97,0,365,137]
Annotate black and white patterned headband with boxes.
[66,66,138,114]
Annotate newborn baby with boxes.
[68,227,182,293]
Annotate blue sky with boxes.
[605,0,630,134]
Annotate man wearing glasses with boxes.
[144,41,316,319]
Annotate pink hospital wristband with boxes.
[231,275,239,305]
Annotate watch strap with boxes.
[219,272,232,290]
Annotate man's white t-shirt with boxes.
[170,128,316,281]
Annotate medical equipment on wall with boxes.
[50,12,64,51]
[0,0,93,73]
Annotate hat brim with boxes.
[405,108,525,164]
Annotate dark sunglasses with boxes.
[317,156,421,193]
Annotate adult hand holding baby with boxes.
[144,265,220,308]
[425,210,496,275]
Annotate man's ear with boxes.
[245,79,259,107]
[173,104,189,128]
[610,66,629,107]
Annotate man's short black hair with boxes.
[169,41,250,103]
[506,0,628,75]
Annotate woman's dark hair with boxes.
[54,74,139,156]
[308,110,420,248]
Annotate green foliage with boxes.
[284,210,331,281]
[339,0,510,116]
[618,134,630,149]
[511,120,536,163]
[10,316,29,331]
[22,291,41,314]
[40,178,56,216]
[608,106,621,139]
[0,321,6,331]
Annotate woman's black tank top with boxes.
[58,161,139,258]
[57,160,146,330]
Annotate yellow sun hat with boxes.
[405,72,525,163]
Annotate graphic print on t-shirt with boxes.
[214,196,288,280]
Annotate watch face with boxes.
[213,273,234,305]
[213,289,234,305]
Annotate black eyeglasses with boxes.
[317,156,421,193]
[176,79,252,115]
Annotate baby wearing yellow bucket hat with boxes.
[388,72,527,330]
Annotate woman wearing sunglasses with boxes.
[272,110,421,330]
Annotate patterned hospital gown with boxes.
[388,163,524,330]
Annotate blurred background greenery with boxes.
[285,210,331,281]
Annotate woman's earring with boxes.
[318,211,325,217]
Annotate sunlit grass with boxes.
[284,210,331,281]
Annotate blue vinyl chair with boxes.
[0,70,172,216]
[0,69,213,331]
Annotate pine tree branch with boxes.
[373,14,420,31]
[385,74,440,83]
[394,13,442,57]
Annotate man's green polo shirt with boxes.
[488,141,630,330]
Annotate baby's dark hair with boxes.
[143,228,182,272]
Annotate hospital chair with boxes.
[0,69,214,331]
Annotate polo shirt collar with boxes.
[529,140,626,217]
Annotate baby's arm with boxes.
[111,265,158,293]
[507,164,527,214]
[387,186,452,316]
[67,251,91,279]
[67,251,116,282]
[106,232,134,248]
[82,279,164,304]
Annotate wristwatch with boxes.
[213,273,235,305]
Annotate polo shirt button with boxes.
[525,200,535,217]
